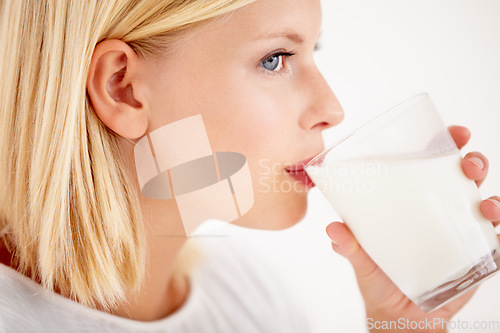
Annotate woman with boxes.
[0,0,498,331]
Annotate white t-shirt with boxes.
[0,236,310,332]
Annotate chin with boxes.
[280,189,309,229]
[254,190,309,230]
[232,179,310,230]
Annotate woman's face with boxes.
[139,0,344,229]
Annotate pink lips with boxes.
[284,156,318,189]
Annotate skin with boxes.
[2,0,497,329]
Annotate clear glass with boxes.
[305,93,500,312]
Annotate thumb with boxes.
[326,222,379,281]
[327,222,403,310]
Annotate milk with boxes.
[307,152,499,300]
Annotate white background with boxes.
[214,1,500,332]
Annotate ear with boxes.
[87,39,149,139]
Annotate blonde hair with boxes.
[0,0,254,309]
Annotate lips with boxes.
[284,156,319,189]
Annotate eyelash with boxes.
[260,50,296,74]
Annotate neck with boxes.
[109,197,193,321]
[111,237,190,321]
[105,139,195,321]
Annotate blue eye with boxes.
[261,54,283,71]
[260,51,295,72]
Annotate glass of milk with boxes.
[305,93,500,312]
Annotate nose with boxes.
[299,68,344,131]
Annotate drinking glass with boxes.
[305,93,500,312]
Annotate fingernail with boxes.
[487,199,500,210]
[469,157,485,170]
[331,240,341,252]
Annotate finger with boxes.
[448,125,471,150]
[462,152,489,187]
[480,196,500,226]
[326,222,379,280]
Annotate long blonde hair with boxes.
[0,0,254,309]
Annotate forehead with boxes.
[203,0,322,45]
[148,0,323,71]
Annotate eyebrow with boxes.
[255,31,305,44]
[255,31,322,51]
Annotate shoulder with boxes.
[0,264,128,332]
[0,226,312,332]
[0,263,59,332]
[188,231,311,332]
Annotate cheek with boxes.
[148,60,299,170]
[203,83,295,159]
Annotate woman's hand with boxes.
[325,126,500,333]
